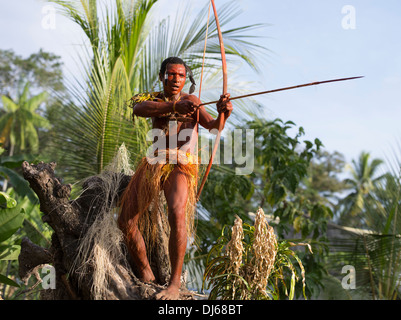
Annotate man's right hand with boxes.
[175,99,198,116]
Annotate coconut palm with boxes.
[49,0,267,181]
[324,148,401,300]
[0,82,49,156]
[338,151,386,227]
[326,170,401,300]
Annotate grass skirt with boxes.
[118,149,199,251]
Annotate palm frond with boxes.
[50,0,100,50]
[1,96,18,112]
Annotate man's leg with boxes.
[118,179,155,283]
[156,167,188,300]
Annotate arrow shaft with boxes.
[199,76,363,107]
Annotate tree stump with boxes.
[18,161,196,300]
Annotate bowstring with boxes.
[198,0,212,101]
[195,0,212,201]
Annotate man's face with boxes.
[161,64,186,97]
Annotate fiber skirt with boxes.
[118,149,199,249]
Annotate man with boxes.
[118,57,232,300]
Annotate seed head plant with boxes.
[203,208,311,300]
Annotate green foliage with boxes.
[0,191,24,243]
[248,118,321,205]
[301,150,348,209]
[0,191,51,298]
[0,48,65,98]
[0,148,50,298]
[194,118,332,297]
[244,118,331,241]
[0,191,17,209]
[0,82,50,155]
[0,48,67,166]
[337,151,386,227]
[0,191,24,289]
[327,160,401,300]
[272,241,309,300]
[0,155,37,203]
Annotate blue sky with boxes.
[1,0,401,168]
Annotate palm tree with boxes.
[0,82,49,157]
[338,151,386,227]
[49,0,268,180]
[326,166,401,300]
[0,82,49,191]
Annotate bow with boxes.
[196,0,227,201]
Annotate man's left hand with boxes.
[216,93,233,118]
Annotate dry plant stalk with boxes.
[205,208,310,300]
[251,208,278,298]
[224,208,278,299]
[225,215,244,299]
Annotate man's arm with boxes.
[133,98,199,118]
[132,100,173,117]
[132,93,232,128]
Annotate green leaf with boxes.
[0,206,25,242]
[304,140,313,150]
[0,273,20,287]
[293,216,302,234]
[269,184,286,205]
[289,270,296,300]
[285,171,299,193]
[314,138,323,149]
[0,167,37,203]
[0,244,21,260]
[22,219,51,247]
[0,191,17,209]
[0,153,35,168]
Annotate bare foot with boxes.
[155,284,180,300]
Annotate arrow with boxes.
[198,76,364,107]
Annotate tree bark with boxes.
[18,161,197,300]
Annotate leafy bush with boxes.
[0,191,24,289]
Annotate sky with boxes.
[1,0,401,169]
